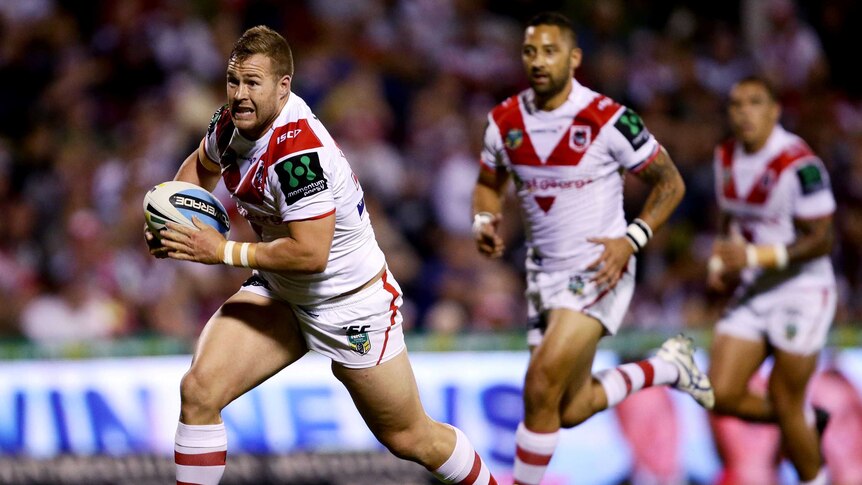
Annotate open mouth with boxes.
[233,106,255,119]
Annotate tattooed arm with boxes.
[588,146,685,287]
[630,146,686,232]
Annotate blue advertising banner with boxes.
[1,350,861,484]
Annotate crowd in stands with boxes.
[1,0,861,344]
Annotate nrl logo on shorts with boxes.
[568,275,585,295]
[505,129,523,150]
[569,125,591,152]
[343,325,371,355]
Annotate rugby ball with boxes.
[143,181,230,238]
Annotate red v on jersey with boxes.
[719,140,814,205]
[492,93,622,166]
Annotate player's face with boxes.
[728,82,780,148]
[226,53,289,139]
[522,25,581,99]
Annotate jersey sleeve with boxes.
[606,107,660,172]
[271,149,336,222]
[791,158,836,219]
[203,104,230,164]
[479,115,508,171]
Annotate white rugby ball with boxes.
[143,181,230,238]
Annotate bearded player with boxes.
[471,12,714,485]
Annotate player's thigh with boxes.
[709,332,768,401]
[186,290,308,405]
[331,350,429,437]
[768,348,818,402]
[531,308,604,395]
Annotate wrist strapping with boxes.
[625,218,653,253]
[745,243,788,269]
[472,212,495,237]
[221,241,258,268]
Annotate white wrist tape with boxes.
[708,255,724,274]
[773,244,788,269]
[222,241,235,266]
[472,212,494,237]
[625,218,653,253]
[745,244,757,268]
[239,243,250,268]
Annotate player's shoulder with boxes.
[207,104,235,153]
[264,94,328,163]
[489,89,528,124]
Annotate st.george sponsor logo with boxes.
[523,177,594,191]
[170,194,230,226]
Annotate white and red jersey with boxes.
[714,125,836,291]
[204,93,385,305]
[480,79,661,271]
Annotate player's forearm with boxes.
[787,215,833,263]
[217,237,331,273]
[174,141,220,192]
[472,182,504,217]
[634,147,685,231]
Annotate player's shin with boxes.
[175,422,227,485]
[432,426,497,485]
[513,422,559,485]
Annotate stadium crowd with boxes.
[1,0,861,344]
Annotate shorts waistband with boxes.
[299,267,390,311]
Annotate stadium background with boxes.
[1,0,862,483]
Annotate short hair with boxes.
[229,25,294,78]
[526,12,578,47]
[734,75,778,102]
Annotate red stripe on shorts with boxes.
[516,446,553,466]
[174,450,227,467]
[377,270,400,365]
[636,360,655,387]
[456,452,483,484]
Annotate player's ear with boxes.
[570,47,582,71]
[278,75,291,98]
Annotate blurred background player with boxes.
[150,26,496,485]
[706,75,837,485]
[470,12,713,485]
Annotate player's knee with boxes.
[376,427,427,462]
[179,369,224,419]
[711,382,744,415]
[523,365,564,407]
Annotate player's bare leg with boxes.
[769,348,822,482]
[529,309,606,430]
[709,334,774,421]
[332,350,496,484]
[176,290,309,485]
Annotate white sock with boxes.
[175,422,227,485]
[432,426,496,484]
[513,422,559,485]
[800,468,828,485]
[595,357,678,408]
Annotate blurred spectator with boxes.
[0,0,860,345]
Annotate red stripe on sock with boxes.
[617,368,633,394]
[516,446,553,466]
[636,360,655,387]
[455,452,483,484]
[177,482,198,485]
[174,450,227,467]
[488,473,498,485]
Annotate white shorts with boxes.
[240,269,406,369]
[526,257,635,346]
[716,285,836,356]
